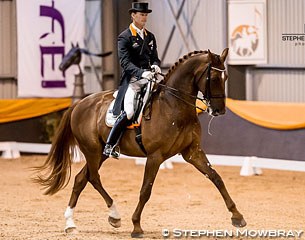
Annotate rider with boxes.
[103,2,161,158]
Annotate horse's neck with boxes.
[155,54,210,117]
[165,63,199,97]
[167,75,194,92]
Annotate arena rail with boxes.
[1,141,305,176]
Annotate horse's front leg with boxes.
[131,155,162,238]
[182,143,247,228]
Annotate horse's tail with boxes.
[33,104,77,195]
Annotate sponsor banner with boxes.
[228,0,267,65]
[16,0,85,97]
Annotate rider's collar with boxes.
[130,23,147,38]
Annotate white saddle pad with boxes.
[105,99,142,128]
[105,99,118,127]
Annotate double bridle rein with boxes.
[156,63,226,112]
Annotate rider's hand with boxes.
[151,65,161,74]
[141,71,153,80]
[155,75,163,83]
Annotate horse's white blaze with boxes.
[64,206,76,231]
[109,202,121,219]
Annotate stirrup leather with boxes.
[103,144,120,159]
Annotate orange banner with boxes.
[1,98,305,130]
[0,98,71,123]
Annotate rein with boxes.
[155,64,226,112]
[157,81,207,112]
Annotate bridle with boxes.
[155,63,226,112]
[202,64,227,102]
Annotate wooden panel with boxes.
[249,68,305,102]
[268,0,305,65]
[0,0,16,78]
[0,78,17,99]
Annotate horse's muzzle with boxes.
[59,63,65,71]
[208,107,226,116]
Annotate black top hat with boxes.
[129,2,152,14]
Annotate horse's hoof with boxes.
[232,217,247,228]
[108,216,121,228]
[131,232,144,238]
[64,227,78,234]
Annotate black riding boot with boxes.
[103,111,129,158]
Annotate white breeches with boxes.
[124,78,152,120]
[124,87,137,120]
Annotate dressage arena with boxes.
[1,155,305,240]
[1,1,305,239]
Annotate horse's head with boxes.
[196,48,228,116]
[59,43,82,72]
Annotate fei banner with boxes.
[228,0,267,65]
[17,0,85,97]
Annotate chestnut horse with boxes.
[35,48,246,238]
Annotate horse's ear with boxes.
[208,49,217,64]
[71,42,74,48]
[208,49,213,60]
[220,48,229,62]
[76,42,79,48]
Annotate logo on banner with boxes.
[40,1,66,88]
[228,0,267,65]
[17,0,84,97]
[231,25,259,56]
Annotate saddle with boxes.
[105,82,153,129]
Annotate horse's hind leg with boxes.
[64,164,88,233]
[182,144,247,228]
[64,147,120,233]
[84,148,122,228]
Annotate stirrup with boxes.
[103,144,120,159]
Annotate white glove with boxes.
[156,74,163,83]
[141,71,153,80]
[151,65,161,74]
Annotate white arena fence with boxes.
[1,141,305,176]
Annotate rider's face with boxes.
[131,12,148,29]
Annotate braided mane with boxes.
[163,50,208,81]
